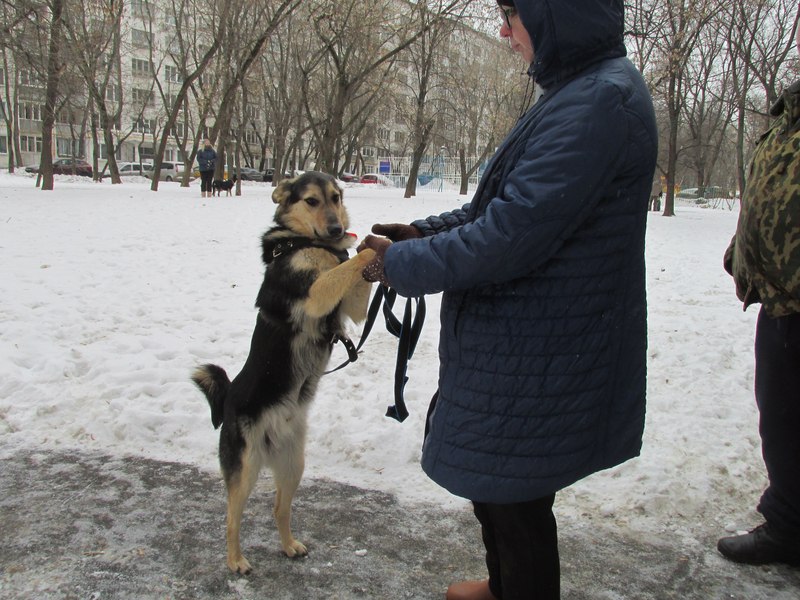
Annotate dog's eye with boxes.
[305,197,319,207]
[331,194,340,204]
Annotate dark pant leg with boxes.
[201,170,213,192]
[754,307,800,539]
[472,494,560,600]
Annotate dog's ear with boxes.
[271,178,294,205]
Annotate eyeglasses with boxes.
[498,5,517,28]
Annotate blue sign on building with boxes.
[379,160,391,174]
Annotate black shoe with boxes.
[717,523,800,566]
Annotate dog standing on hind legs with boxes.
[192,171,375,574]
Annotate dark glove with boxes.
[371,223,422,242]
[358,235,391,285]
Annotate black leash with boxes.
[377,286,426,422]
[325,284,426,423]
[324,283,387,374]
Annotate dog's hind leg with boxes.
[272,440,308,558]
[224,449,261,574]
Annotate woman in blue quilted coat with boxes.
[360,1,657,598]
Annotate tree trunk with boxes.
[39,0,65,191]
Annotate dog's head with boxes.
[271,172,350,243]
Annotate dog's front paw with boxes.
[227,554,252,575]
[354,248,376,265]
[283,539,308,558]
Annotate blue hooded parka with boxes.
[382,0,658,503]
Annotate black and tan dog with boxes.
[212,176,236,196]
[192,171,375,574]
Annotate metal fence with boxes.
[376,155,488,192]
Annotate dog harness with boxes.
[262,235,350,264]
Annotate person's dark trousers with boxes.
[472,494,559,600]
[201,170,214,193]
[754,307,800,540]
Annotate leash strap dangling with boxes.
[323,283,427,424]
[324,284,387,374]
[384,288,426,423]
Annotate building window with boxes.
[18,101,43,121]
[56,137,85,157]
[0,135,7,154]
[131,87,154,107]
[18,70,44,87]
[20,135,43,153]
[377,128,390,141]
[130,0,153,18]
[132,28,153,48]
[164,65,182,83]
[105,85,122,102]
[97,144,121,160]
[245,105,259,121]
[170,121,186,137]
[132,118,157,134]
[139,146,155,161]
[132,58,154,77]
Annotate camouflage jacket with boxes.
[724,80,800,317]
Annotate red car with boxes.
[359,173,393,185]
[51,158,93,177]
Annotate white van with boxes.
[116,162,153,177]
[147,161,190,182]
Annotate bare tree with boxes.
[300,0,472,174]
[148,0,227,190]
[678,12,737,193]
[393,7,455,197]
[725,0,798,194]
[37,0,65,191]
[62,0,125,182]
[442,26,522,195]
[647,0,716,216]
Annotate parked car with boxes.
[675,185,725,200]
[339,172,358,182]
[26,158,93,177]
[53,158,93,177]
[147,161,189,182]
[263,168,292,182]
[236,167,264,181]
[105,162,153,178]
[359,173,394,186]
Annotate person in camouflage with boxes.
[718,15,800,568]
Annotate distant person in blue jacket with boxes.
[197,139,217,198]
[359,1,658,598]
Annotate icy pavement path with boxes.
[1,450,798,599]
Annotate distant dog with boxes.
[192,171,375,574]
[212,178,233,196]
[212,176,236,196]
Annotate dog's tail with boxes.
[191,364,229,429]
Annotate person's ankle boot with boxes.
[718,523,800,566]
[445,579,497,600]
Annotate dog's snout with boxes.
[327,223,344,238]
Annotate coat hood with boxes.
[515,0,626,88]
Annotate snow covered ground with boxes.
[0,171,764,547]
